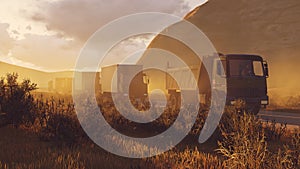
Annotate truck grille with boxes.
[227,87,265,97]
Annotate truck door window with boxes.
[217,60,226,76]
[229,59,264,77]
[229,60,253,76]
[253,61,264,76]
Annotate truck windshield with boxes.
[229,59,264,77]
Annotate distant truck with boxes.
[100,64,148,100]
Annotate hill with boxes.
[0,61,73,91]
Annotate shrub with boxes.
[0,73,37,128]
[41,113,82,144]
[35,96,84,144]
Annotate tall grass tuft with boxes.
[217,110,267,169]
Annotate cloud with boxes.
[0,23,14,55]
[9,34,81,71]
[0,0,207,71]
[32,0,192,42]
[0,0,54,40]
[101,35,153,66]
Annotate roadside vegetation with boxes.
[268,91,300,113]
[0,73,299,169]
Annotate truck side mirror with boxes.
[263,61,269,78]
[143,73,149,84]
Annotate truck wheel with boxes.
[247,104,261,115]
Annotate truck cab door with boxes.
[212,59,227,92]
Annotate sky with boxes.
[0,0,207,72]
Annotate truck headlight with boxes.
[261,100,268,105]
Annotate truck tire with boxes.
[0,113,7,127]
[247,104,261,115]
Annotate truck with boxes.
[100,64,148,100]
[168,53,268,114]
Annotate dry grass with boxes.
[217,108,300,169]
[0,125,221,169]
[1,105,300,168]
[142,147,223,169]
[217,111,267,168]
[0,76,300,168]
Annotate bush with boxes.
[35,97,85,144]
[0,73,37,128]
[41,113,81,144]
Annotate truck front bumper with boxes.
[227,95,269,106]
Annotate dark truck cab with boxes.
[215,54,269,114]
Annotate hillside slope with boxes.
[0,62,73,90]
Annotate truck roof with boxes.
[224,54,263,61]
